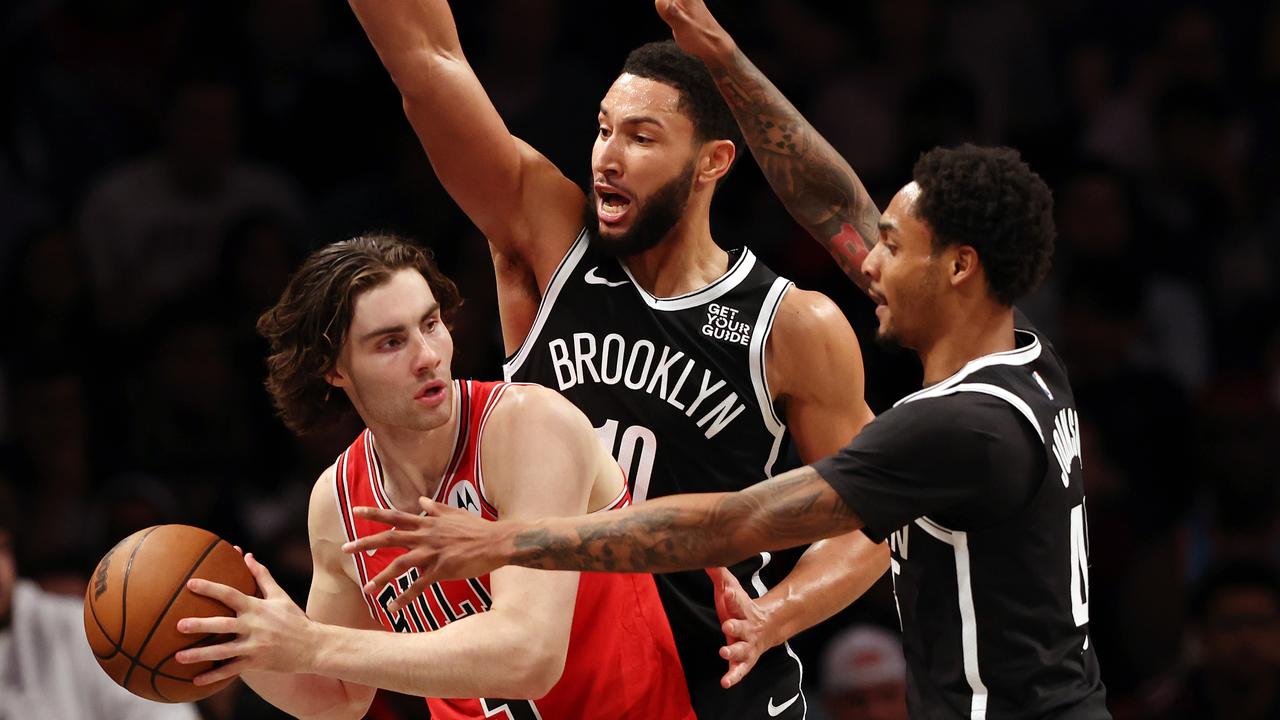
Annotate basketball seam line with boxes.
[121,536,222,689]
[112,527,160,664]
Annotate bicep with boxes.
[486,564,578,656]
[772,291,875,462]
[400,60,582,273]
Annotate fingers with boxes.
[342,527,412,555]
[177,616,239,635]
[192,658,249,687]
[176,638,244,666]
[720,660,753,689]
[352,505,425,527]
[387,573,433,614]
[362,553,418,596]
[243,553,283,597]
[186,578,251,613]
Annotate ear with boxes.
[949,245,982,288]
[324,364,349,389]
[699,139,736,185]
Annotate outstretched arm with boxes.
[344,465,862,583]
[656,0,882,294]
[347,0,581,275]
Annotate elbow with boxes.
[508,647,566,700]
[389,49,465,103]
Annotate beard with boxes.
[583,162,696,258]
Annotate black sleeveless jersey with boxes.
[505,230,811,719]
[815,314,1110,719]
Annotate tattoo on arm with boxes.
[509,467,861,573]
[707,50,880,294]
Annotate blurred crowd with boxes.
[0,1,1277,718]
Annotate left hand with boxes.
[708,566,776,688]
[655,0,736,64]
[341,497,509,611]
[176,553,315,685]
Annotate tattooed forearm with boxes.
[705,49,880,294]
[507,467,862,573]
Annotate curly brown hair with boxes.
[913,144,1055,306]
[256,234,461,435]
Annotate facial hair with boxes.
[584,161,696,258]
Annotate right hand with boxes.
[655,0,735,63]
[341,498,509,611]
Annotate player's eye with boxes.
[634,134,652,145]
[598,126,612,139]
[379,336,403,350]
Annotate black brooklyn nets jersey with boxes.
[505,229,809,719]
[815,314,1109,719]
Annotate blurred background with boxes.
[0,0,1277,718]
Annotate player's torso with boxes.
[504,231,812,719]
[505,230,794,501]
[331,379,694,720]
[888,323,1109,720]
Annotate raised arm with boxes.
[656,0,882,294]
[347,0,582,276]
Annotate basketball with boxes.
[82,524,260,703]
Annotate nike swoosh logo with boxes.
[767,693,799,717]
[365,548,377,557]
[584,266,627,287]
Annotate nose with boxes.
[863,242,884,281]
[410,330,441,375]
[594,133,622,178]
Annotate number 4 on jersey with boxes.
[1069,502,1090,628]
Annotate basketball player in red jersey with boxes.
[347,1,886,716]
[173,235,694,719]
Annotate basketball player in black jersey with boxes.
[347,2,888,717]
[345,142,1112,719]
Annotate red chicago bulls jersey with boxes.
[332,379,695,719]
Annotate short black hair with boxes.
[1189,560,1280,622]
[621,40,742,164]
[912,144,1055,306]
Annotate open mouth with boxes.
[415,381,447,403]
[595,185,633,224]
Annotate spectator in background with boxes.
[1139,560,1280,720]
[0,476,198,720]
[78,78,303,333]
[819,624,908,720]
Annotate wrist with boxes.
[754,593,791,649]
[696,33,738,69]
[299,618,336,676]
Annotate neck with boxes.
[917,304,1017,385]
[364,386,460,511]
[622,197,726,297]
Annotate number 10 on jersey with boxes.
[595,419,657,503]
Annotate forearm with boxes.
[239,669,372,720]
[503,467,861,573]
[755,532,889,646]
[308,611,559,699]
[701,44,881,293]
[348,0,464,85]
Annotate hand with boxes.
[654,0,736,64]
[708,566,776,688]
[176,553,315,685]
[341,498,507,611]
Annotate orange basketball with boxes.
[82,524,259,703]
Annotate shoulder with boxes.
[307,464,343,541]
[484,383,593,438]
[875,392,1033,451]
[770,287,854,343]
[767,287,865,398]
